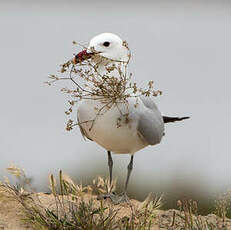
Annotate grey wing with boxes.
[137,96,164,145]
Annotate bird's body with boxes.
[77,95,164,154]
[74,32,189,203]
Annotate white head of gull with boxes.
[88,33,129,62]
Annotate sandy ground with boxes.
[0,192,230,230]
[0,194,31,230]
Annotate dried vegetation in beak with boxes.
[45,41,162,131]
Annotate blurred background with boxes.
[1,0,231,214]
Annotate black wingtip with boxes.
[163,116,190,123]
[179,116,190,120]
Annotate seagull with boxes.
[75,33,189,203]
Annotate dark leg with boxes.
[98,154,134,205]
[107,151,113,186]
[124,155,134,193]
[113,155,134,203]
[97,151,115,201]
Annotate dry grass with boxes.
[0,167,163,230]
[0,166,231,229]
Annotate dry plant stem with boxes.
[89,101,113,131]
[46,41,162,134]
[59,170,66,217]
[170,210,176,227]
[69,65,92,94]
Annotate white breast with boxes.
[77,97,148,154]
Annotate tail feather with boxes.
[163,116,190,123]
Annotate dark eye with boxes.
[103,41,110,47]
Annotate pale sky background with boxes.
[0,0,231,203]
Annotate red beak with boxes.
[73,50,93,64]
